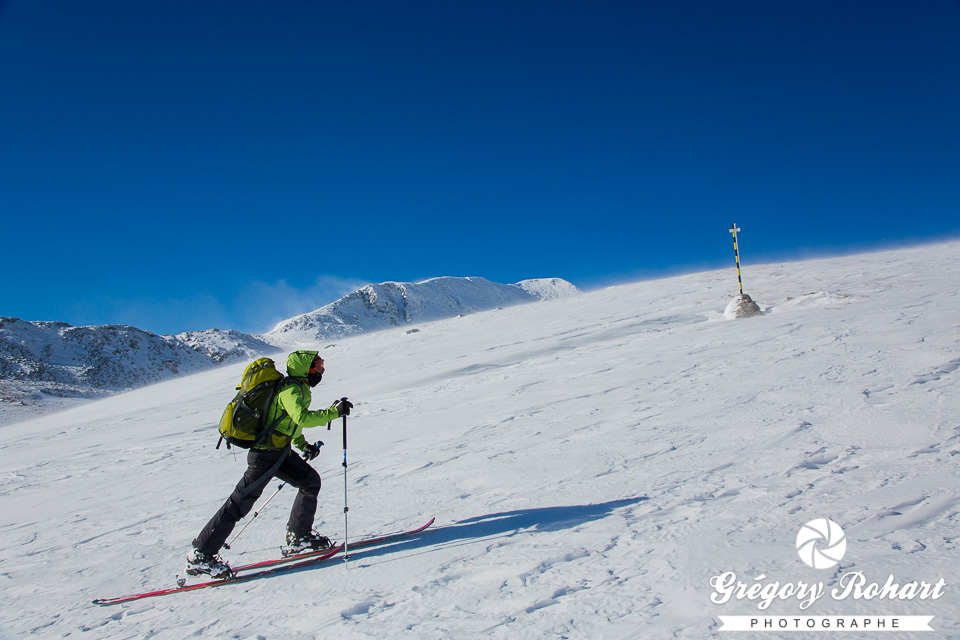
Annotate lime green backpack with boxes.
[217,357,299,450]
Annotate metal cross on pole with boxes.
[729,223,744,296]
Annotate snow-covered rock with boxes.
[723,293,763,319]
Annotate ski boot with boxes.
[281,529,333,557]
[182,549,235,582]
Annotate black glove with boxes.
[303,441,323,461]
[333,398,353,417]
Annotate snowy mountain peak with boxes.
[515,277,581,300]
[263,276,581,347]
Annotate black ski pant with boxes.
[193,448,322,556]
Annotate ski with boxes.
[91,517,435,606]
[232,515,435,574]
[92,544,344,606]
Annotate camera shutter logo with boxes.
[796,518,847,569]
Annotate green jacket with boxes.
[260,350,339,451]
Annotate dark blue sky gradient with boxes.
[2,1,958,334]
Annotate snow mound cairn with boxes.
[724,293,763,319]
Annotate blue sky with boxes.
[2,1,958,336]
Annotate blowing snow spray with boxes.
[724,223,762,319]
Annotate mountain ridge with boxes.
[0,276,579,423]
[265,276,580,346]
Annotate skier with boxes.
[185,350,353,579]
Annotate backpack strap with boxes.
[253,411,287,448]
[250,377,300,448]
[236,379,304,499]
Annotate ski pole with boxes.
[224,482,285,550]
[341,397,350,564]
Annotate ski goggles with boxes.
[309,357,324,374]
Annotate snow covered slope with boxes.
[1,241,958,639]
[263,276,580,347]
[173,328,276,364]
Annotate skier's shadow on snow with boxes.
[351,496,648,565]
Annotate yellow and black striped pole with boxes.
[729,223,744,296]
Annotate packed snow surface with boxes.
[1,242,959,638]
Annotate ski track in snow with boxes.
[1,242,960,638]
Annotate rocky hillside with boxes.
[0,318,212,389]
[0,318,226,423]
